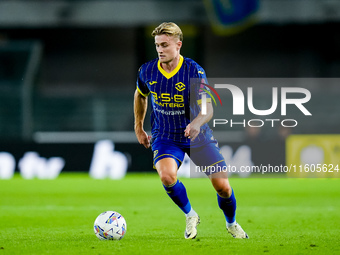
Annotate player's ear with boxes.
[177,40,182,50]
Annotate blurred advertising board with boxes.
[0,141,152,180]
[1,138,338,179]
[286,135,340,178]
[0,140,285,179]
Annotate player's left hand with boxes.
[184,122,200,141]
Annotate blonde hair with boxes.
[151,22,183,41]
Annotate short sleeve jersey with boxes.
[136,55,211,146]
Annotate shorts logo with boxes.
[153,150,158,158]
[149,81,157,85]
[175,82,186,92]
[198,71,204,74]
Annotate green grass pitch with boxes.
[0,173,339,255]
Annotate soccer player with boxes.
[134,22,248,239]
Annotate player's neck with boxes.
[160,55,180,73]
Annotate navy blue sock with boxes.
[217,189,237,223]
[163,180,191,214]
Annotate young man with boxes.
[134,22,248,239]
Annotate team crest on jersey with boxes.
[149,81,157,85]
[198,71,204,74]
[175,82,186,92]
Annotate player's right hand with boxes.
[136,130,151,149]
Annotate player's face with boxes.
[155,34,182,64]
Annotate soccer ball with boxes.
[93,211,127,240]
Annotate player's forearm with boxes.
[185,103,213,140]
[194,102,213,127]
[134,90,148,131]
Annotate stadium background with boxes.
[0,0,340,178]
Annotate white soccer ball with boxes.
[93,211,127,240]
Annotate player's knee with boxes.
[159,172,177,186]
[214,182,232,198]
[156,158,178,186]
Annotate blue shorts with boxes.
[151,133,226,175]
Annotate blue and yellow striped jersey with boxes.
[136,55,211,145]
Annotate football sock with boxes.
[226,221,236,228]
[163,179,192,214]
[217,188,237,225]
[185,208,198,218]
